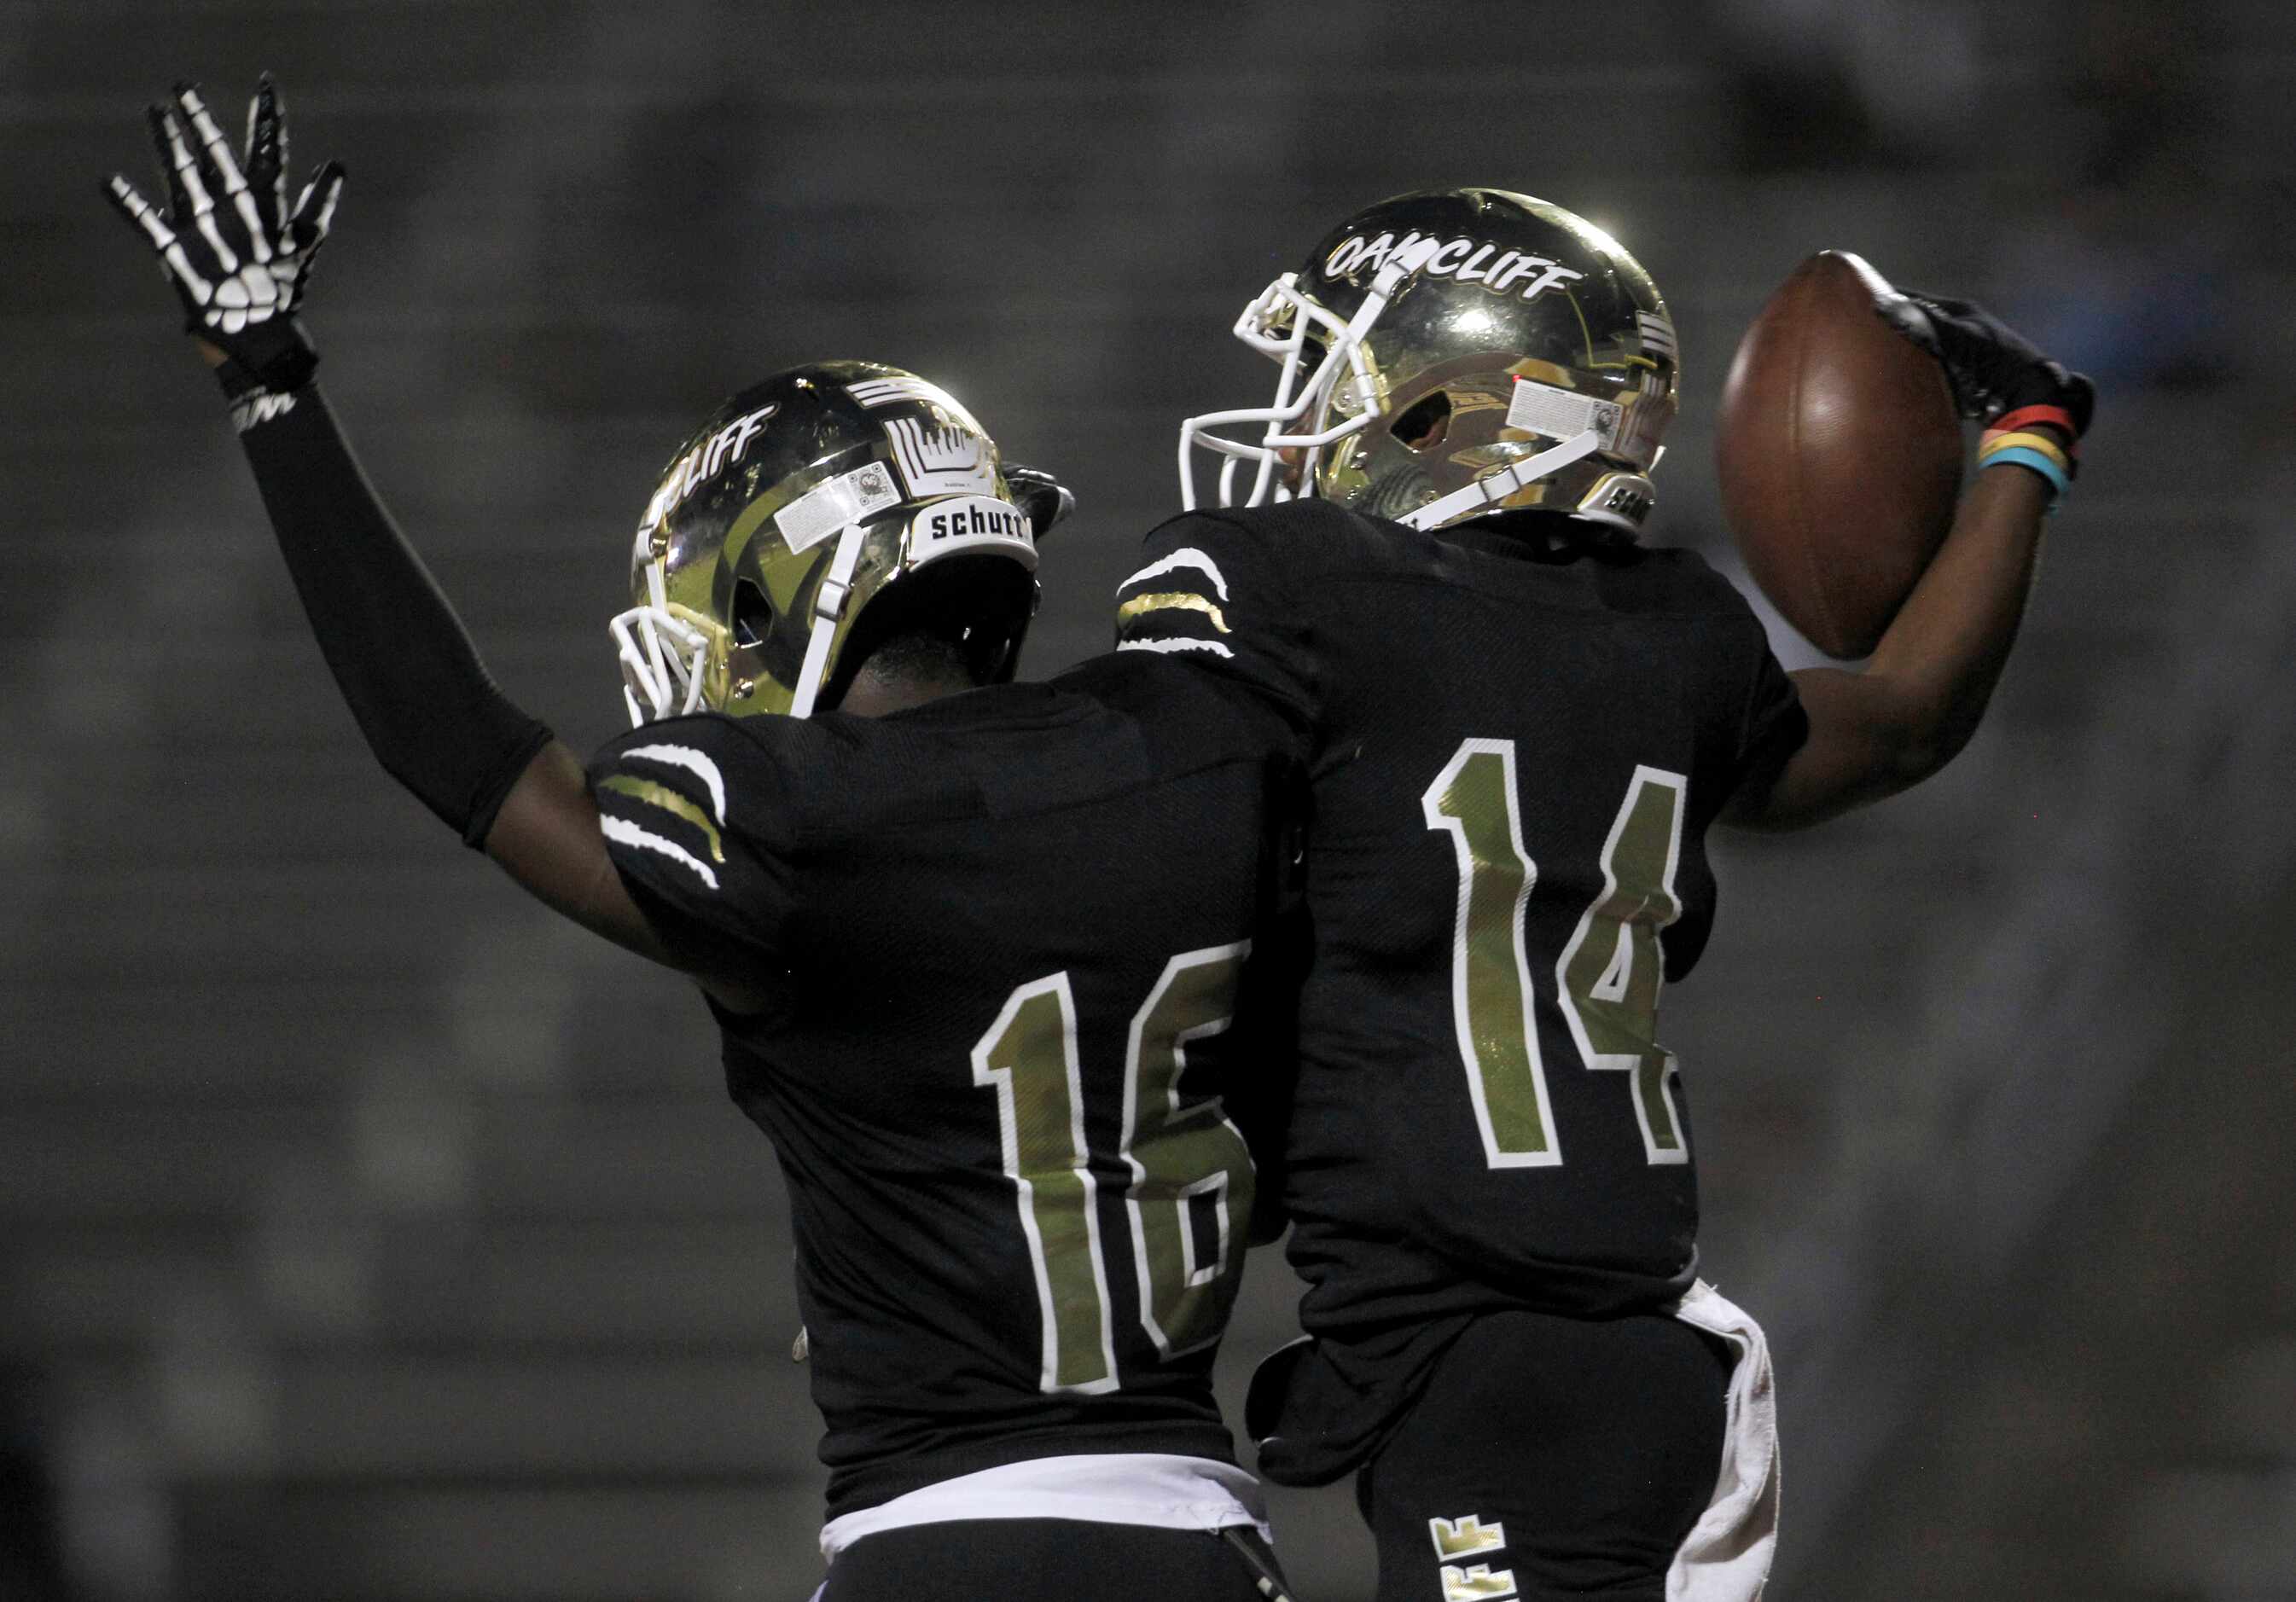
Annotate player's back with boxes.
[589,651,1299,1518]
[1118,499,1802,1341]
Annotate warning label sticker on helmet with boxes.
[775,461,904,554]
[1505,379,1620,450]
[908,496,1038,570]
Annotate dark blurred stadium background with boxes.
[3,3,2291,1597]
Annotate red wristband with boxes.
[1990,405,2081,451]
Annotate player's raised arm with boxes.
[1723,292,2094,831]
[103,79,686,974]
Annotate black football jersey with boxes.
[589,653,1300,1519]
[1115,500,1805,1345]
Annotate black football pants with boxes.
[818,1518,1286,1600]
[1356,1309,1733,1600]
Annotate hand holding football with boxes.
[1715,251,1962,659]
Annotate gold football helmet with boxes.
[1178,188,1678,536]
[611,362,1039,723]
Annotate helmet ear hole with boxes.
[1390,390,1453,451]
[731,578,775,648]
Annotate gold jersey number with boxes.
[970,944,1257,1395]
[1423,740,1690,1170]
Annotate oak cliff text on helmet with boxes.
[1320,231,1588,301]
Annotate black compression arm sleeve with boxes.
[235,384,552,845]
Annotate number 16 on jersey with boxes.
[1423,739,1690,1170]
[970,946,1257,1395]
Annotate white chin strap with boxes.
[788,518,872,720]
[609,560,712,727]
[1395,428,1604,531]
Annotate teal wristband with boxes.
[1980,445,2070,511]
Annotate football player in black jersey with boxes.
[105,82,1303,1601]
[1123,189,2093,1601]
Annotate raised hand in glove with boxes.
[104,77,345,402]
[1860,269,2095,441]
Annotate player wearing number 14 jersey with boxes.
[1131,188,2092,1600]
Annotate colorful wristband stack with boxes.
[1977,404,2081,511]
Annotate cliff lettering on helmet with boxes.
[1322,232,1585,303]
[639,402,780,531]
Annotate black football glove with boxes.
[104,78,345,399]
[1856,264,2095,439]
[1003,462,1076,541]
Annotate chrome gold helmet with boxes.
[611,361,1039,724]
[1178,188,1678,536]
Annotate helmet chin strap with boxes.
[1396,428,1605,531]
[788,518,873,719]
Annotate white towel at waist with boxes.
[1666,1280,1780,1602]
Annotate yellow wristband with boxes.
[1978,430,2072,473]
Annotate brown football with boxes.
[1715,251,1962,659]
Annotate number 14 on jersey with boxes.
[1423,739,1690,1170]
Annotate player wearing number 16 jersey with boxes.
[106,81,1305,1602]
[590,369,1305,1589]
[1129,188,2092,1600]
